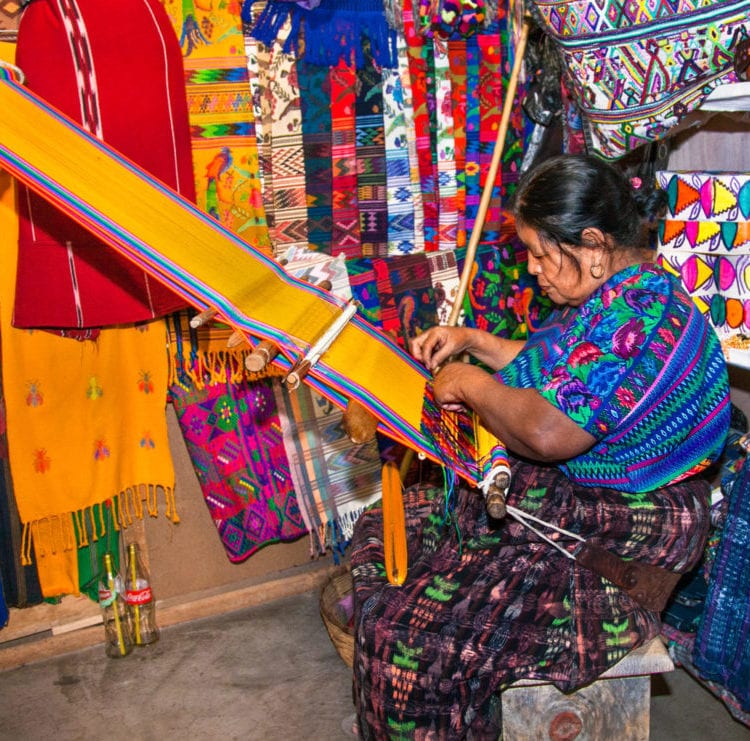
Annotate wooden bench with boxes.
[501,637,674,741]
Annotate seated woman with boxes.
[350,154,731,739]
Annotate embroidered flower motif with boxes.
[555,377,593,414]
[568,342,603,368]
[615,386,637,409]
[140,433,156,450]
[623,288,659,312]
[612,318,645,359]
[86,376,103,400]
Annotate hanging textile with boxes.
[169,359,306,563]
[1,159,176,597]
[0,343,43,608]
[274,381,382,557]
[656,170,750,366]
[382,60,419,256]
[329,58,363,258]
[165,0,270,250]
[356,39,389,258]
[693,454,750,714]
[448,38,468,248]
[530,0,750,160]
[396,26,427,254]
[246,0,397,69]
[401,0,439,251]
[13,0,195,331]
[298,57,334,252]
[252,10,308,256]
[433,40,459,251]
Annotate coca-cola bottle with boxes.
[98,551,133,658]
[124,542,159,646]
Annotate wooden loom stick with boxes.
[284,299,358,390]
[190,307,218,328]
[245,339,280,372]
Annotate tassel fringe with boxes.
[20,485,179,565]
[245,0,397,69]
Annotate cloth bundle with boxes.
[532,0,750,160]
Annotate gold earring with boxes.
[590,263,604,279]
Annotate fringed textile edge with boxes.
[167,346,286,390]
[309,505,372,564]
[245,0,397,69]
[20,486,179,565]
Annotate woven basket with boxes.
[319,566,355,669]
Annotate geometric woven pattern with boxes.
[533,0,750,159]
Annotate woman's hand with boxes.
[410,327,469,373]
[431,361,486,411]
[412,326,526,373]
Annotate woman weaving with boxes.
[349,154,731,738]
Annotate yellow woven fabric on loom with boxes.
[0,171,177,598]
[0,72,429,447]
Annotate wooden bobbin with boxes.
[227,331,247,349]
[342,398,380,444]
[245,339,279,373]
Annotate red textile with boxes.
[13,0,195,329]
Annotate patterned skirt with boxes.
[351,456,710,739]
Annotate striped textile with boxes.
[329,58,362,258]
[381,65,418,256]
[356,40,389,258]
[168,0,270,250]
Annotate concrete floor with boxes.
[0,589,747,741]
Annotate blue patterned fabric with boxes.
[693,454,750,712]
[499,263,731,492]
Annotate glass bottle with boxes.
[98,551,133,658]
[124,542,159,646]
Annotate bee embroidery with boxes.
[26,381,43,407]
[138,371,154,395]
[93,439,110,460]
[86,377,103,400]
[33,449,51,473]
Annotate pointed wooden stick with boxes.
[189,307,217,328]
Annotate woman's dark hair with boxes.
[513,154,667,254]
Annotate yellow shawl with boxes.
[1,165,176,598]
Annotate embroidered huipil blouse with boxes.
[499,263,731,492]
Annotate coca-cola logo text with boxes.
[125,586,153,605]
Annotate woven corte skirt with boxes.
[351,457,710,739]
